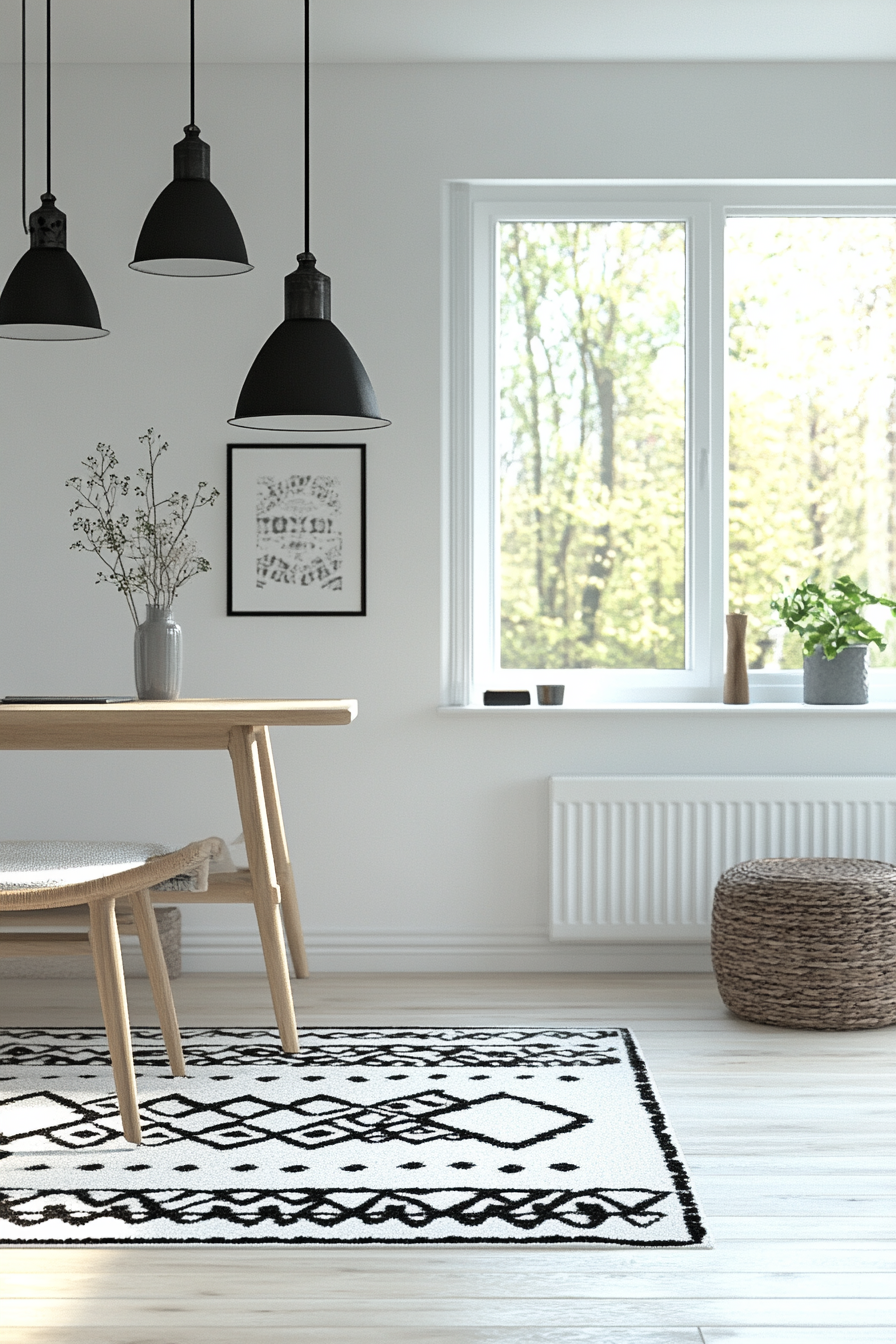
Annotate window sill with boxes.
[439,702,896,715]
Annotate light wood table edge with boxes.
[0,699,357,751]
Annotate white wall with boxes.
[2,60,896,972]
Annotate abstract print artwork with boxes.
[0,1027,709,1246]
[227,444,366,615]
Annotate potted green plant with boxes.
[67,430,218,700]
[770,575,896,704]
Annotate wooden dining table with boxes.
[0,699,358,1051]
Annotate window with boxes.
[499,221,686,672]
[444,181,896,704]
[728,217,896,673]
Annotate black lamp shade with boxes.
[131,178,251,276]
[230,253,389,431]
[229,317,389,431]
[131,126,251,277]
[0,242,107,340]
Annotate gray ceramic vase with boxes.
[802,644,868,705]
[134,605,183,700]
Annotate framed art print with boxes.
[227,444,366,616]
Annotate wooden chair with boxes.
[0,837,223,1144]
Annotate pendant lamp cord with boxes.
[19,0,51,231]
[20,0,27,233]
[189,0,195,126]
[45,0,51,197]
[304,0,310,255]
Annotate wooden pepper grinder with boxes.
[724,613,750,704]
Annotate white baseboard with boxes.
[181,929,713,974]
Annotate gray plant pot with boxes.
[802,644,868,705]
[134,605,183,700]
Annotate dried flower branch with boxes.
[67,430,219,626]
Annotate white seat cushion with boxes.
[0,841,209,892]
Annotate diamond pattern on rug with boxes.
[0,1027,709,1246]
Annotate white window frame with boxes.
[443,179,896,705]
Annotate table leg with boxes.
[255,726,309,979]
[228,725,299,1053]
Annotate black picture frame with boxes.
[227,443,367,616]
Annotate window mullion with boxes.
[708,198,728,691]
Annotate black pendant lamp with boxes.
[0,0,107,340]
[131,0,251,277]
[229,0,388,431]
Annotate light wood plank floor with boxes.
[0,971,894,1343]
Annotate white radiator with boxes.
[550,776,896,942]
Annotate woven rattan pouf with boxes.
[711,857,896,1030]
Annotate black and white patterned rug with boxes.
[0,1027,709,1246]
